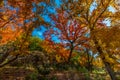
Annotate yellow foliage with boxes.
[55,55,62,63]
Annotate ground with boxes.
[0,67,116,80]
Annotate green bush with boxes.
[25,72,38,80]
[37,67,51,76]
[78,67,88,73]
[50,76,57,80]
[28,37,43,51]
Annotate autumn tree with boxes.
[39,39,68,64]
[44,11,88,63]
[83,48,94,71]
[0,0,50,67]
[59,0,120,79]
[91,26,120,72]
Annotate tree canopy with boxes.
[0,0,120,80]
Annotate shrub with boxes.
[25,72,38,80]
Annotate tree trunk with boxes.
[93,37,116,80]
[103,60,116,80]
[67,47,73,63]
[86,49,93,72]
[67,42,74,63]
[0,47,14,65]
[0,54,19,67]
[0,52,9,64]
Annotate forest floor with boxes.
[0,67,119,80]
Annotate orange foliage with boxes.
[0,26,22,44]
[40,40,70,62]
[0,0,38,44]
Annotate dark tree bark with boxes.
[86,48,93,72]
[93,37,116,80]
[67,42,74,63]
[0,48,14,64]
[103,61,116,80]
[0,54,19,67]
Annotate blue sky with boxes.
[32,0,61,41]
[32,0,115,42]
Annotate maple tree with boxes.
[0,0,50,67]
[45,11,89,62]
[59,0,120,79]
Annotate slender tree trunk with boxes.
[67,47,73,63]
[103,60,116,80]
[0,54,19,67]
[0,52,9,64]
[93,37,116,80]
[86,49,92,72]
[67,42,74,63]
[0,47,14,65]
